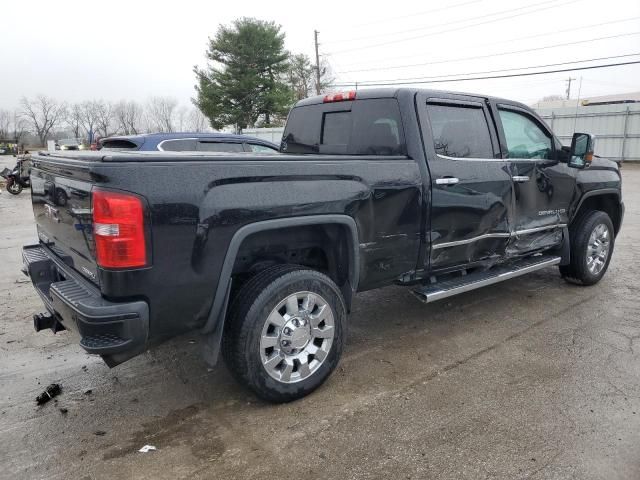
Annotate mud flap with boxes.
[554,226,571,266]
[202,280,232,367]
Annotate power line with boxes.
[328,0,580,54]
[335,31,640,75]
[326,0,562,45]
[332,15,640,72]
[338,53,640,84]
[346,0,482,30]
[331,60,640,87]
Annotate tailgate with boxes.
[30,153,99,285]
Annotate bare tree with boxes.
[286,54,334,101]
[175,105,189,131]
[287,54,315,101]
[66,104,84,140]
[94,100,117,138]
[20,95,67,145]
[114,100,142,135]
[315,58,335,95]
[187,107,209,132]
[146,96,177,132]
[78,100,100,141]
[0,109,10,139]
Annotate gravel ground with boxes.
[1,167,639,480]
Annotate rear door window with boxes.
[159,139,197,151]
[282,98,405,155]
[426,103,494,158]
[197,141,245,153]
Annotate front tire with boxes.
[560,210,614,285]
[7,180,22,195]
[223,265,346,402]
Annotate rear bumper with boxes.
[22,244,148,364]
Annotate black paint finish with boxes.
[26,88,623,363]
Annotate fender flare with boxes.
[201,215,360,365]
[570,188,622,225]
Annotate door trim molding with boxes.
[432,232,511,250]
[432,224,566,250]
[514,224,567,236]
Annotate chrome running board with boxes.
[412,255,561,303]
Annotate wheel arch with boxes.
[201,215,359,365]
[571,189,622,235]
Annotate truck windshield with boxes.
[282,98,406,156]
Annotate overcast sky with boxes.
[2,0,639,110]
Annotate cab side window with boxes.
[498,109,553,160]
[426,104,494,158]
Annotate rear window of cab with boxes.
[281,98,406,156]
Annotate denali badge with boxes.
[538,208,566,216]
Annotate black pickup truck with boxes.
[23,88,623,402]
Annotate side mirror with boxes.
[568,133,595,169]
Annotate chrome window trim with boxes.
[435,153,505,162]
[432,224,566,250]
[436,153,547,163]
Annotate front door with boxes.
[494,104,575,254]
[420,95,514,272]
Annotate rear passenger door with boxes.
[421,96,514,271]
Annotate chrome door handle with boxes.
[435,177,460,185]
[512,175,530,183]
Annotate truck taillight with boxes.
[92,189,146,268]
[323,91,356,103]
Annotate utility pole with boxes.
[565,77,576,100]
[314,30,322,95]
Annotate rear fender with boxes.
[202,215,359,366]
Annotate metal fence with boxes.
[536,103,640,162]
[243,127,285,144]
[244,103,640,162]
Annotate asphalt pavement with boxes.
[1,166,639,480]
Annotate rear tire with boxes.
[560,210,614,286]
[222,264,346,403]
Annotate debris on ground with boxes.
[84,389,92,395]
[138,445,157,453]
[36,383,61,405]
[94,430,106,436]
[59,407,68,415]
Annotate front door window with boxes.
[498,109,553,160]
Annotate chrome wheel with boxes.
[8,182,21,194]
[586,223,610,275]
[260,291,335,384]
